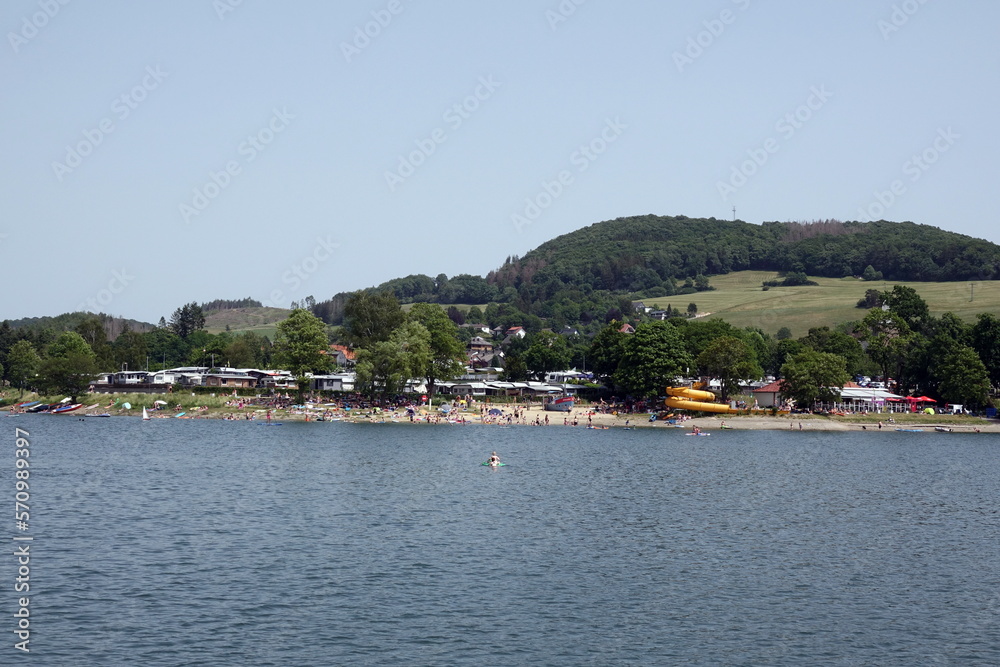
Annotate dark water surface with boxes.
[8,415,1000,665]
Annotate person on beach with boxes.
[487,451,501,466]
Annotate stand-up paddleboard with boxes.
[258,422,284,426]
[481,461,506,467]
[175,412,186,418]
[685,432,711,436]
[895,428,923,432]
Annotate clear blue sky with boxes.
[3,1,997,323]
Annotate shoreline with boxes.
[12,402,997,432]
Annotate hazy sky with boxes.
[3,1,998,323]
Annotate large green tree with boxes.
[799,326,867,377]
[614,321,693,397]
[500,354,529,381]
[354,322,430,398]
[971,313,1000,387]
[75,316,113,368]
[768,338,804,376]
[145,327,189,370]
[38,332,99,401]
[223,331,271,369]
[6,340,40,396]
[113,326,148,372]
[523,331,571,381]
[343,291,406,349]
[407,303,466,395]
[882,285,930,333]
[857,309,913,384]
[272,309,332,397]
[588,321,627,384]
[933,345,992,409]
[779,350,849,408]
[169,302,206,339]
[696,336,763,401]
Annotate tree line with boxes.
[4,285,999,411]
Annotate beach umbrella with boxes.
[123,402,131,410]
[153,400,168,406]
[488,408,503,415]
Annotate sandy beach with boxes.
[258,403,1000,433]
[463,405,1000,433]
[9,401,998,433]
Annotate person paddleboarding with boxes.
[487,451,501,467]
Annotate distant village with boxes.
[90,324,592,400]
[85,318,943,414]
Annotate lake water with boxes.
[7,415,1000,665]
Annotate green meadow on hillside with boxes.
[203,306,290,339]
[647,271,1000,338]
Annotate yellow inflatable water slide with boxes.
[664,383,741,414]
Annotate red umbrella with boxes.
[909,396,936,402]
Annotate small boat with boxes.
[142,407,151,421]
[87,413,112,418]
[934,426,954,433]
[895,428,923,432]
[51,403,83,414]
[543,396,575,412]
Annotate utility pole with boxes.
[732,206,736,221]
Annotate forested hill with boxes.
[488,216,1000,296]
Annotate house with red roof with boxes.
[328,344,357,367]
[752,380,784,408]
